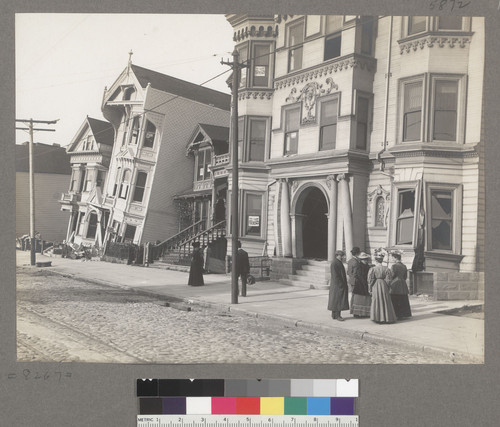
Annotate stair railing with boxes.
[172,220,226,264]
[152,219,206,259]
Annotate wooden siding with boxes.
[141,90,230,244]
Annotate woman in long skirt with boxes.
[350,252,372,317]
[187,241,205,286]
[368,253,397,324]
[389,251,412,319]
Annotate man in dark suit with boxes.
[328,250,349,321]
[236,240,250,297]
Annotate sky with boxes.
[15,14,235,147]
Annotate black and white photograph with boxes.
[14,13,485,366]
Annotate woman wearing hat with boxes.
[187,241,205,286]
[389,251,412,319]
[368,249,397,324]
[350,252,372,318]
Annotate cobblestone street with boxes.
[17,266,455,364]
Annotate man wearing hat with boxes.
[347,246,361,294]
[328,250,349,321]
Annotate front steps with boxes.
[279,259,330,290]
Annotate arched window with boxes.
[86,212,98,239]
[375,196,385,227]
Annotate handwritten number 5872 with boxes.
[430,0,471,10]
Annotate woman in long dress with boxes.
[350,252,372,317]
[368,253,397,324]
[187,241,205,286]
[389,251,412,319]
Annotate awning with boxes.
[173,189,212,200]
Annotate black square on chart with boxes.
[137,379,159,396]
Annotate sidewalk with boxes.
[17,251,484,362]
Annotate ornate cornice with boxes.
[233,24,278,42]
[285,78,338,125]
[391,149,478,159]
[398,33,472,54]
[238,89,274,100]
[274,54,376,90]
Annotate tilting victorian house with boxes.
[60,61,231,260]
[225,15,484,300]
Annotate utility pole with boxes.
[16,118,58,266]
[221,50,245,304]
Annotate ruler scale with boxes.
[137,415,359,427]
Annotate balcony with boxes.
[214,153,230,166]
[60,192,81,204]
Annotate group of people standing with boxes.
[328,246,412,324]
[187,240,251,294]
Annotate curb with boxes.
[30,265,482,363]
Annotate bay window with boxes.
[119,169,131,199]
[130,116,141,145]
[399,74,465,144]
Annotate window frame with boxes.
[122,224,137,243]
[391,181,422,249]
[407,16,428,36]
[287,19,305,73]
[132,171,148,203]
[236,42,249,88]
[195,148,212,182]
[428,74,466,144]
[399,75,426,143]
[119,169,131,200]
[142,119,157,149]
[247,116,269,162]
[129,115,142,145]
[435,16,464,31]
[354,92,372,150]
[282,104,301,156]
[318,96,339,151]
[250,42,272,88]
[242,190,265,239]
[86,211,98,239]
[324,33,342,61]
[425,182,462,254]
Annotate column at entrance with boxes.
[326,175,338,262]
[280,179,293,257]
[338,174,354,257]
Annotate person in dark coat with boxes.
[328,250,349,321]
[346,246,361,293]
[350,252,372,317]
[236,240,250,296]
[389,251,412,319]
[187,241,204,286]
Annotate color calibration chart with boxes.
[137,379,359,427]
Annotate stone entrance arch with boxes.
[292,184,329,259]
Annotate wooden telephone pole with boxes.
[221,50,246,304]
[16,118,58,265]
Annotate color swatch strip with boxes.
[139,397,356,416]
[137,379,358,397]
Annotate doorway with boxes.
[297,186,328,259]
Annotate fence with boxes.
[104,242,144,265]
